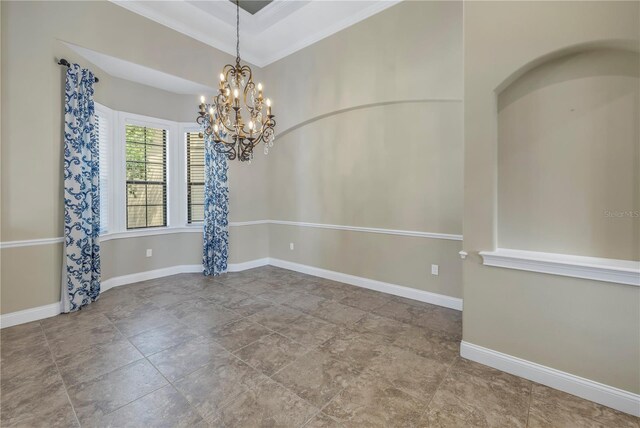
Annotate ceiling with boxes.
[233,0,273,15]
[65,42,216,94]
[110,0,402,67]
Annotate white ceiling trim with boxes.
[110,0,402,67]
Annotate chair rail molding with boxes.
[480,248,640,286]
[1,220,463,249]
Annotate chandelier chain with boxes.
[236,0,240,63]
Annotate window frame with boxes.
[96,109,202,242]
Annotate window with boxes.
[96,113,110,234]
[186,132,205,223]
[125,125,167,229]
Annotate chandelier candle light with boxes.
[197,0,275,162]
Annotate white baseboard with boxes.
[0,302,63,329]
[228,258,270,272]
[101,264,203,291]
[1,257,461,329]
[268,258,463,311]
[460,341,640,417]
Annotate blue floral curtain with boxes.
[202,126,229,276]
[62,64,101,312]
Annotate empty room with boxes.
[1,0,639,426]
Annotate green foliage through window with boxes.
[125,125,167,229]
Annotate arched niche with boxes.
[496,47,639,260]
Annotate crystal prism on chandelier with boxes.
[197,0,275,162]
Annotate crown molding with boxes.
[110,0,403,67]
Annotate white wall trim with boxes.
[460,341,640,417]
[229,220,271,227]
[1,220,461,249]
[480,248,640,286]
[0,302,63,329]
[268,258,463,311]
[0,237,64,249]
[268,220,463,241]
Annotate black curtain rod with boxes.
[57,58,100,83]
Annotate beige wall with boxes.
[464,1,640,393]
[264,1,464,299]
[0,0,270,314]
[498,48,639,260]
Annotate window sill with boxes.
[479,248,640,286]
[99,225,202,242]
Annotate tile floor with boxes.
[1,266,638,427]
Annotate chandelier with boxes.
[197,0,275,162]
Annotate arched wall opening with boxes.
[496,48,639,260]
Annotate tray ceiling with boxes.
[110,0,401,67]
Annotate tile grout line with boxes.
[98,316,183,421]
[525,382,534,427]
[417,353,461,422]
[38,321,82,428]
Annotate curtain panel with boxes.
[202,126,230,276]
[62,64,101,312]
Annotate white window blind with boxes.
[186,132,205,223]
[96,113,110,234]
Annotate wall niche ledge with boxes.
[479,249,640,286]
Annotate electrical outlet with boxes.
[431,264,439,275]
[146,249,152,258]
[289,242,294,251]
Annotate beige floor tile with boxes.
[317,328,393,372]
[198,286,251,306]
[392,325,460,363]
[45,323,124,360]
[96,385,206,428]
[66,359,168,424]
[350,312,411,342]
[1,341,53,382]
[247,305,305,330]
[56,337,143,386]
[148,335,228,382]
[323,370,426,427]
[112,307,180,337]
[528,384,639,428]
[304,412,344,428]
[1,321,45,347]
[307,299,368,327]
[234,333,308,376]
[339,288,390,311]
[364,345,451,403]
[208,318,273,352]
[230,279,274,294]
[222,296,274,316]
[174,353,267,422]
[128,321,200,356]
[217,378,318,427]
[1,362,70,425]
[1,379,78,428]
[272,349,360,408]
[371,299,429,327]
[276,313,342,347]
[427,358,531,428]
